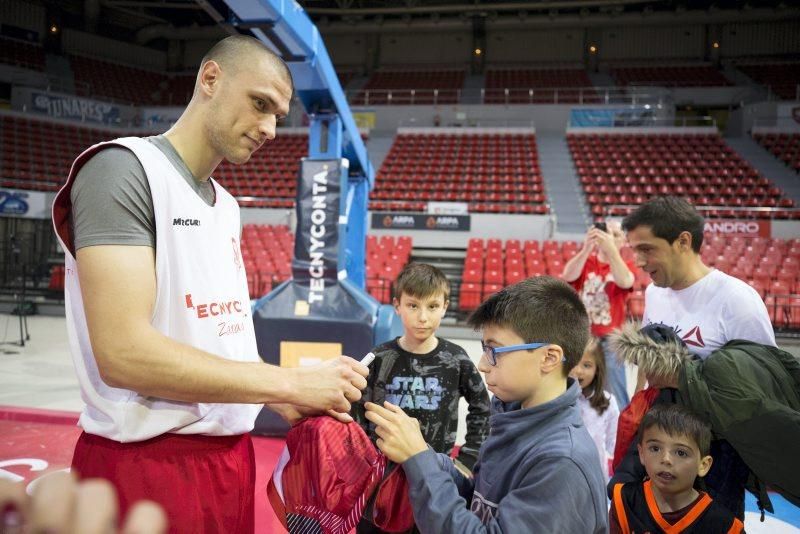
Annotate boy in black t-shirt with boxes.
[353,262,490,533]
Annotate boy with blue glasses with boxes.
[365,276,608,533]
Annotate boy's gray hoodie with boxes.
[402,379,608,533]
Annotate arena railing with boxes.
[568,115,717,129]
[604,205,799,218]
[346,87,670,107]
[752,117,800,133]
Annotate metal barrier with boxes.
[346,86,670,107]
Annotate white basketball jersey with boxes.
[52,137,261,442]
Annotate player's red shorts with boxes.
[71,431,255,534]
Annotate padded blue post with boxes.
[222,0,373,287]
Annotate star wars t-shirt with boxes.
[354,337,490,469]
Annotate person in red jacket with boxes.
[563,220,636,407]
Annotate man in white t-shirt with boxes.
[618,196,776,521]
[623,196,775,359]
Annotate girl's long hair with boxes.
[585,338,611,415]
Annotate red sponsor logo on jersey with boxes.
[184,293,243,319]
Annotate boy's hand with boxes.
[364,401,428,463]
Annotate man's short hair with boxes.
[394,262,450,302]
[622,196,705,253]
[200,34,293,89]
[638,404,712,457]
[467,276,589,376]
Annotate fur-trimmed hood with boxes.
[610,321,692,382]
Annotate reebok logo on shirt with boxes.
[173,217,200,227]
[681,326,705,348]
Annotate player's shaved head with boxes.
[198,34,293,90]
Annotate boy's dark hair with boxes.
[622,196,705,253]
[394,262,450,302]
[638,404,712,457]
[468,276,589,376]
[583,338,611,415]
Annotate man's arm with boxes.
[562,233,594,282]
[77,245,367,411]
[457,357,491,470]
[594,230,634,289]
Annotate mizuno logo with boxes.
[173,218,200,226]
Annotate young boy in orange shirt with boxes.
[610,404,744,534]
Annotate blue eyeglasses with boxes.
[481,341,550,366]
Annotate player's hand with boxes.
[0,472,167,534]
[364,401,428,464]
[289,356,369,416]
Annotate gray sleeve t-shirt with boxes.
[70,136,215,251]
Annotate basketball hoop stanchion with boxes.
[218,0,403,435]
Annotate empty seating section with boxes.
[738,63,800,101]
[0,37,45,71]
[240,224,293,298]
[569,133,796,219]
[753,133,800,174]
[700,234,800,329]
[353,70,465,105]
[371,133,548,214]
[215,134,307,209]
[336,69,358,87]
[365,235,413,303]
[611,66,729,87]
[484,68,597,104]
[0,115,304,209]
[71,55,172,105]
[165,74,197,106]
[0,115,140,191]
[459,238,580,310]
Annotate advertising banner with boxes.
[570,108,655,128]
[703,219,771,238]
[0,188,52,219]
[29,91,121,124]
[371,212,471,231]
[292,159,343,304]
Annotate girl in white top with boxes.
[569,338,620,481]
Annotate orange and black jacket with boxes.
[610,480,744,534]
